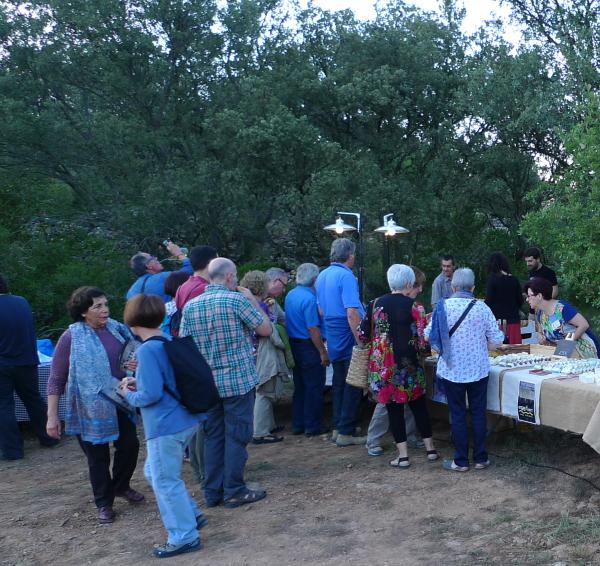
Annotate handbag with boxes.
[346,299,378,390]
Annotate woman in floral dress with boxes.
[359,264,438,468]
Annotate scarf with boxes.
[65,319,131,444]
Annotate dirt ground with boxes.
[3,402,600,566]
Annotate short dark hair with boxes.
[441,255,455,264]
[0,274,8,294]
[124,294,166,328]
[164,271,191,298]
[487,252,511,275]
[67,287,106,322]
[189,246,218,272]
[130,253,151,276]
[524,247,542,260]
[524,277,553,300]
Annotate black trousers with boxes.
[386,396,432,444]
[77,409,140,508]
[0,364,53,459]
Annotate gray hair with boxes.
[265,267,288,282]
[295,263,320,286]
[130,253,150,276]
[451,268,475,291]
[208,257,236,283]
[330,238,355,263]
[387,264,415,291]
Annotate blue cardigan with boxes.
[125,333,204,440]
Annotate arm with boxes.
[565,313,590,341]
[347,307,362,343]
[46,395,62,439]
[484,305,504,349]
[237,287,272,337]
[124,345,165,407]
[308,326,329,366]
[431,278,441,308]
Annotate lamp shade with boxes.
[374,218,409,236]
[324,217,356,234]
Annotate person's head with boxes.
[0,274,8,294]
[265,267,289,298]
[67,286,109,328]
[240,270,267,299]
[440,255,455,278]
[189,245,218,273]
[164,271,191,299]
[208,257,237,290]
[451,268,475,293]
[487,252,511,275]
[409,266,426,299]
[295,263,320,288]
[524,247,542,271]
[330,238,356,268]
[124,294,166,331]
[524,277,553,310]
[387,264,416,292]
[130,252,163,276]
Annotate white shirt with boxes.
[425,298,504,383]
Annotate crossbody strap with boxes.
[449,299,477,337]
[140,274,152,293]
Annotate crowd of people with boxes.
[1,241,598,558]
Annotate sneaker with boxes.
[367,445,384,456]
[196,515,208,530]
[152,539,202,558]
[336,434,368,447]
[223,489,267,509]
[442,459,469,472]
[474,460,491,470]
[330,429,339,442]
[98,506,116,524]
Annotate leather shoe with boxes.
[115,488,145,503]
[98,506,116,524]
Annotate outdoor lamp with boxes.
[374,214,409,237]
[323,217,356,235]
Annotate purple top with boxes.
[48,327,126,395]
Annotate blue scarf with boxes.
[65,319,132,444]
[429,290,475,364]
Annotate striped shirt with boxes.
[180,284,263,398]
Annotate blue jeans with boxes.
[204,389,254,505]
[145,425,203,546]
[0,365,53,459]
[442,377,489,467]
[332,359,363,435]
[290,340,326,434]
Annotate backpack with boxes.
[148,335,220,413]
[168,308,183,337]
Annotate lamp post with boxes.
[324,212,364,301]
[374,213,409,269]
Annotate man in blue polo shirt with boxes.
[285,263,329,436]
[316,238,366,447]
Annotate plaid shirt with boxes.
[180,284,264,398]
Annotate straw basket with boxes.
[346,345,370,389]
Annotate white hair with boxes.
[451,268,475,291]
[265,267,288,282]
[387,264,415,291]
[295,263,319,286]
[330,238,355,263]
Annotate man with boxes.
[173,245,217,488]
[264,267,288,324]
[126,241,192,303]
[316,238,366,447]
[431,255,456,309]
[0,275,58,460]
[180,258,272,508]
[524,246,558,299]
[285,263,329,436]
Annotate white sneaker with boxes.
[336,434,368,447]
[367,445,384,456]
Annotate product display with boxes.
[490,353,553,368]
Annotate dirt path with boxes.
[3,406,600,565]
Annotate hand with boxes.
[46,414,61,439]
[166,241,183,257]
[265,297,276,307]
[320,352,330,367]
[124,359,138,372]
[237,286,255,301]
[118,377,136,395]
[537,332,548,345]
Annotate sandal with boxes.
[389,456,410,468]
[252,435,284,445]
[426,450,439,462]
[224,489,267,508]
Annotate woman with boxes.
[426,268,504,472]
[161,271,191,336]
[46,287,143,524]
[359,264,437,468]
[120,294,206,559]
[239,271,288,444]
[525,277,599,358]
[485,252,524,344]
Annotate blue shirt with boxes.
[316,263,365,362]
[285,286,321,340]
[125,259,192,303]
[0,295,39,366]
[125,334,204,440]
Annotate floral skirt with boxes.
[368,357,426,405]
